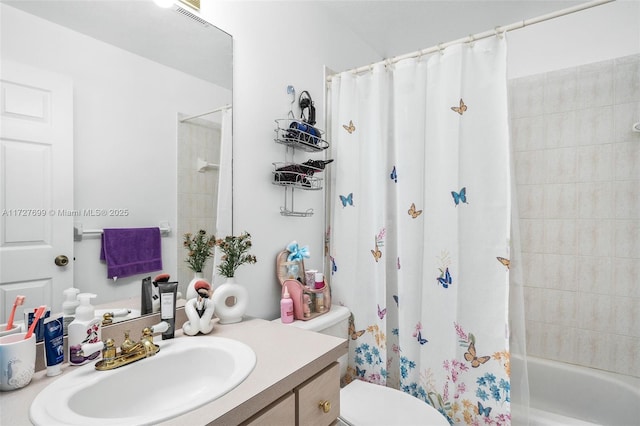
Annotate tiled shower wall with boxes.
[177,117,221,296]
[509,54,640,378]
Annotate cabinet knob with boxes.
[319,400,331,413]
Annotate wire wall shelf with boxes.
[274,119,329,152]
[272,162,323,191]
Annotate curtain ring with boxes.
[437,43,445,55]
[467,34,475,47]
[494,26,505,39]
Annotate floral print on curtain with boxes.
[328,36,511,425]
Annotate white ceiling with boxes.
[4,0,594,89]
[3,0,233,89]
[317,0,585,60]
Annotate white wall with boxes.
[1,5,231,304]
[199,1,381,319]
[508,0,640,78]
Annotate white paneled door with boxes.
[0,61,73,322]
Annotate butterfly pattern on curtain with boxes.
[328,36,512,426]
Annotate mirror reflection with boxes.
[0,0,232,327]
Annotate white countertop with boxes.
[0,317,348,426]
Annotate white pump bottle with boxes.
[67,293,101,366]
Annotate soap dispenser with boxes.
[62,287,80,335]
[68,293,101,366]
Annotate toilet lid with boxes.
[340,380,450,426]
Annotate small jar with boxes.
[314,272,325,289]
[305,270,317,288]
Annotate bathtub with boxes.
[511,356,640,425]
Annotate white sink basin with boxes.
[30,336,256,425]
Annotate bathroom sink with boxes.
[30,336,256,426]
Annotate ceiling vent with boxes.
[173,4,209,27]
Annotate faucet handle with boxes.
[101,312,113,326]
[141,321,169,343]
[151,321,169,333]
[81,338,116,361]
[81,341,105,356]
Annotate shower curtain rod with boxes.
[326,0,614,81]
[180,104,232,122]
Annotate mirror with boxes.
[1,0,232,324]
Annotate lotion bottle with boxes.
[280,287,294,324]
[62,287,80,335]
[68,293,101,366]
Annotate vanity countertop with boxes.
[0,317,348,426]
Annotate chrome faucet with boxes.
[80,322,169,371]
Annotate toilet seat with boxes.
[339,379,450,426]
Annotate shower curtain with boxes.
[328,36,513,425]
[212,107,232,287]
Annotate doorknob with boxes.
[54,255,69,267]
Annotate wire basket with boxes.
[272,162,323,190]
[274,119,329,152]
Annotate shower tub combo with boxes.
[512,356,640,425]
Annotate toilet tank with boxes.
[273,305,351,378]
[286,305,350,336]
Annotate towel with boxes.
[100,227,162,279]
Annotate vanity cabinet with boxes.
[2,318,347,426]
[244,362,340,426]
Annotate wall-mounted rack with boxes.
[274,119,330,152]
[74,221,171,241]
[273,118,329,217]
[272,162,323,190]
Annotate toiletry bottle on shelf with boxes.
[314,272,325,312]
[281,287,294,324]
[68,293,101,366]
[303,294,311,318]
[314,272,324,289]
[315,291,325,313]
[62,287,80,335]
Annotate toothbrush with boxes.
[5,295,25,331]
[24,305,46,339]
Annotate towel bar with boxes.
[74,222,171,241]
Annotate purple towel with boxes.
[100,227,163,279]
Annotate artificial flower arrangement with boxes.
[215,232,257,278]
[285,240,310,278]
[183,230,216,272]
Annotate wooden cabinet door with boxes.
[296,362,340,426]
[243,392,295,426]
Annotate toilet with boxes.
[274,305,449,426]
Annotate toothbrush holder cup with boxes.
[0,332,36,391]
[0,323,23,338]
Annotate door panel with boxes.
[0,61,73,322]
